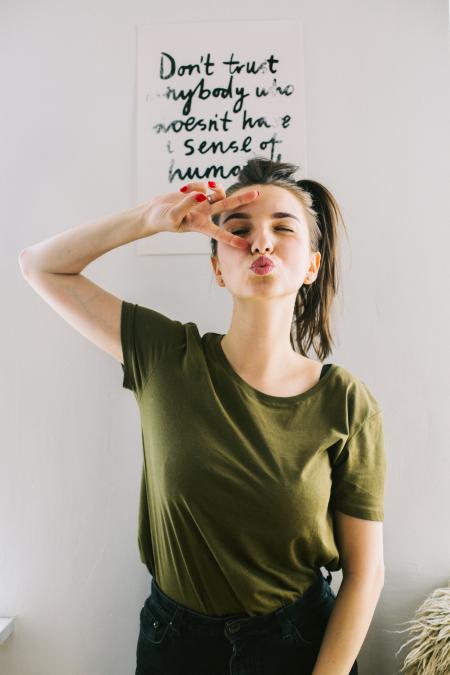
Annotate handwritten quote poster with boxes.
[136,19,307,255]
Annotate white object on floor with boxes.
[0,617,15,645]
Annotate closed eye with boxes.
[231,227,294,235]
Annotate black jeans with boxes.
[135,570,359,675]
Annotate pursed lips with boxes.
[250,255,275,269]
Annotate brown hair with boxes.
[210,156,349,361]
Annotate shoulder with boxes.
[330,363,382,427]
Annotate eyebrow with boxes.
[222,211,300,225]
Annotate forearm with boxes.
[20,203,154,275]
[311,573,384,675]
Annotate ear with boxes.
[304,251,321,284]
[211,255,225,287]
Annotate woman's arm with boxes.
[18,204,155,365]
[311,572,384,675]
[19,204,151,275]
[311,511,385,675]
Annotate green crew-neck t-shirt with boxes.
[120,301,387,616]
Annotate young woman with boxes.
[20,157,386,675]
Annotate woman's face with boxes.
[211,184,321,300]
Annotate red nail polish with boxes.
[208,181,216,188]
[180,186,188,192]
[195,193,208,202]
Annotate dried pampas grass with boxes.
[391,581,450,675]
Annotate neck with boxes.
[220,297,306,382]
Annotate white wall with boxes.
[2,1,449,674]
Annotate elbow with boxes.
[342,564,385,588]
[18,248,32,276]
[18,248,26,272]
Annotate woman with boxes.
[20,157,386,675]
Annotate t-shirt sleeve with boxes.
[329,411,387,521]
[120,300,186,399]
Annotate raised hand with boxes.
[139,181,260,249]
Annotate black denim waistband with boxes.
[146,570,333,641]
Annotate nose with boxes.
[251,237,274,255]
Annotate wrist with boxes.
[133,200,160,238]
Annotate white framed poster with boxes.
[135,19,308,255]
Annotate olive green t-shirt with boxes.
[120,301,387,616]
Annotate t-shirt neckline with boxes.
[211,333,337,405]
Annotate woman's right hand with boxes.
[138,181,260,250]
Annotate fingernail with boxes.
[180,185,188,192]
[195,193,208,202]
[208,181,216,188]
